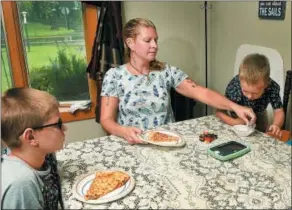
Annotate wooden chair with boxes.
[170,88,197,122]
[266,70,291,141]
[283,70,292,129]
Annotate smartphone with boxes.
[207,141,250,161]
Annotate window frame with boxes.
[1,1,98,123]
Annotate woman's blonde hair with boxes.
[1,87,59,148]
[123,18,165,71]
[239,53,270,85]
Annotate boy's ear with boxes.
[22,129,39,147]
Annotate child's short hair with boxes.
[1,88,59,148]
[239,53,270,85]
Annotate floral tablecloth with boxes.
[56,115,291,209]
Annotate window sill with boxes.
[60,105,96,123]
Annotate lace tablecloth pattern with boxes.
[56,115,291,209]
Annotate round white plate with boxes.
[72,170,135,204]
[138,129,186,147]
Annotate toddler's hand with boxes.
[267,125,282,137]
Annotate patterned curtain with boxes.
[83,1,124,123]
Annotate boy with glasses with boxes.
[1,87,67,209]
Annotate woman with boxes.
[100,18,256,144]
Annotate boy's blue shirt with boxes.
[1,149,64,210]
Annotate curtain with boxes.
[83,1,124,123]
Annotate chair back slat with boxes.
[283,70,292,129]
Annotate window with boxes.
[1,19,13,93]
[17,1,89,102]
[1,1,98,122]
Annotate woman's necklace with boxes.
[129,62,150,81]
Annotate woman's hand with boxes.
[232,104,256,125]
[121,126,144,144]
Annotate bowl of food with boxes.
[232,125,255,137]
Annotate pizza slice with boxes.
[84,171,130,200]
[148,131,179,142]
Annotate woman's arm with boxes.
[100,96,121,135]
[175,78,256,124]
[215,110,245,125]
[100,96,143,143]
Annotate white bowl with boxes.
[232,125,254,137]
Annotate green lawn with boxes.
[26,44,86,69]
[1,44,86,93]
[26,22,75,37]
[1,21,86,93]
[23,22,85,69]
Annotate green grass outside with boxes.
[1,44,86,93]
[26,22,75,37]
[1,21,85,93]
[25,44,86,68]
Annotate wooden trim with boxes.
[1,1,28,87]
[61,108,95,123]
[83,3,98,63]
[83,3,98,109]
[61,3,98,122]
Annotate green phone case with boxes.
[207,141,251,161]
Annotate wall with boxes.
[122,1,207,118]
[65,119,106,143]
[122,1,204,81]
[208,1,291,112]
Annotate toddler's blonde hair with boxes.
[239,53,270,85]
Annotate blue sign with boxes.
[258,1,286,20]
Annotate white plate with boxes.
[138,129,186,147]
[72,170,135,204]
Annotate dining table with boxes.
[56,115,291,209]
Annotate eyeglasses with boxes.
[32,118,63,130]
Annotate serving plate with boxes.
[138,129,186,147]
